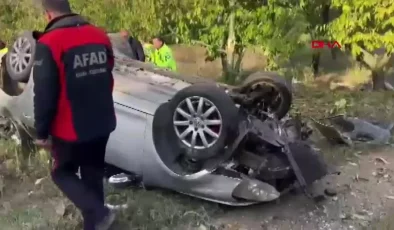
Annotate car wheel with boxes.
[239,71,292,119]
[6,31,36,82]
[168,84,239,161]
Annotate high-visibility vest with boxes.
[0,48,7,65]
[151,44,176,71]
[143,44,177,71]
[0,47,8,56]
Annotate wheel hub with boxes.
[192,117,204,128]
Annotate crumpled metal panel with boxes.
[313,115,393,145]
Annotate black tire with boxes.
[167,84,239,161]
[6,31,36,82]
[1,58,23,96]
[240,71,292,119]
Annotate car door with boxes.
[104,98,147,175]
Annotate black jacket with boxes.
[33,14,116,142]
[128,37,145,62]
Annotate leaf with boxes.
[334,98,347,109]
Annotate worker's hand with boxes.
[35,139,52,150]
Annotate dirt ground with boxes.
[213,148,394,230]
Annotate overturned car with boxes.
[0,32,328,205]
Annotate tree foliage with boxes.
[1,0,394,88]
[329,0,394,89]
[172,0,308,83]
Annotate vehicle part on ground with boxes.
[312,118,352,145]
[6,31,36,82]
[107,172,143,189]
[315,115,393,145]
[231,71,292,120]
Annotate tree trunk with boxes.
[372,70,386,90]
[220,53,230,82]
[222,0,237,84]
[312,52,320,77]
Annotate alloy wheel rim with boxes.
[9,37,32,74]
[173,96,222,150]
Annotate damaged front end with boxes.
[215,115,328,202]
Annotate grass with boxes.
[0,180,219,230]
[0,139,220,230]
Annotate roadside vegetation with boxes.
[1,0,394,87]
[1,0,394,229]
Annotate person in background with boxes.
[120,30,145,62]
[151,36,177,71]
[33,0,116,229]
[0,40,7,85]
[0,40,8,58]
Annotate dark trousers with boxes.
[51,135,110,230]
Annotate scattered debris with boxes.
[354,174,369,182]
[34,177,46,186]
[312,117,352,145]
[375,157,390,165]
[105,203,128,210]
[324,188,337,197]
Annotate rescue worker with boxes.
[0,40,7,57]
[33,0,116,229]
[0,40,7,65]
[151,36,177,71]
[120,30,145,62]
[0,40,7,85]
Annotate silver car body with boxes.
[0,33,262,205]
